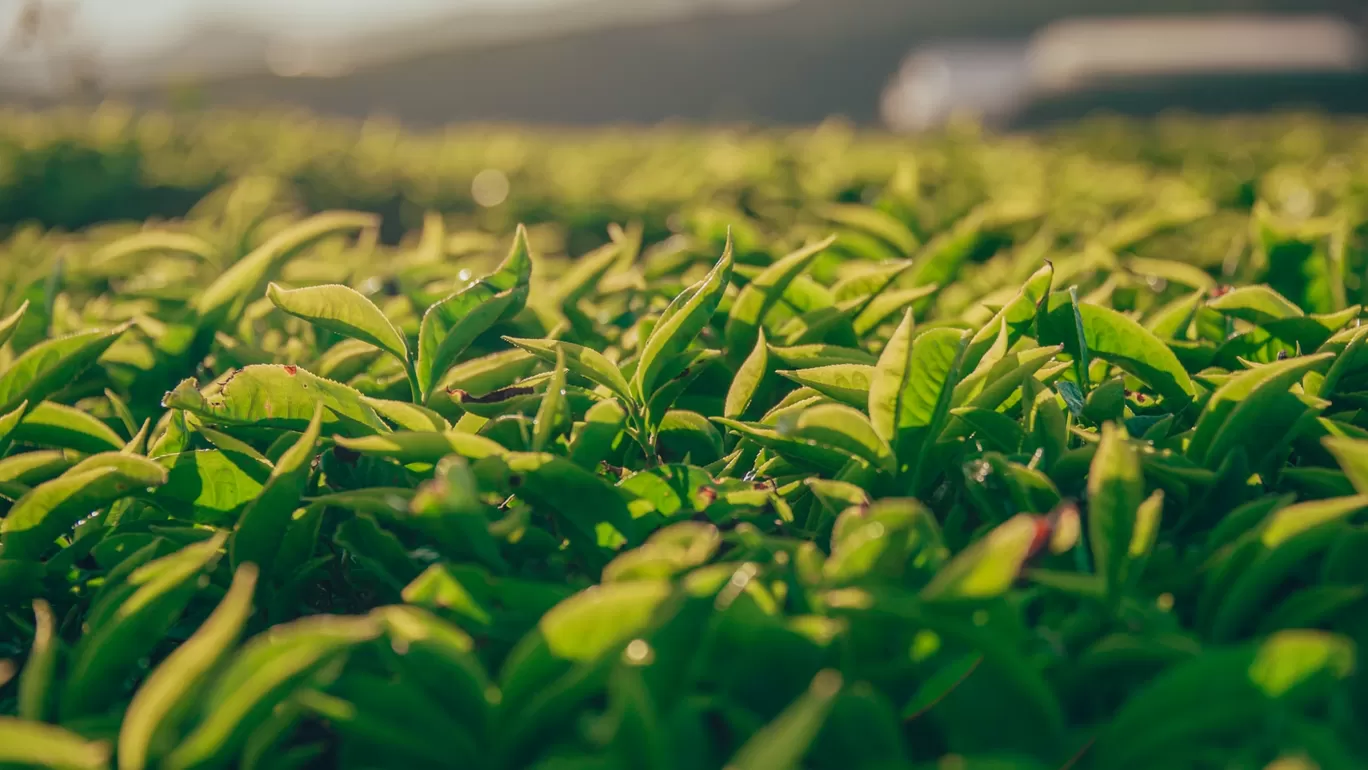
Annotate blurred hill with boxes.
[5,0,1366,125]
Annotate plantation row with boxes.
[3,106,1368,239]
[0,110,1366,769]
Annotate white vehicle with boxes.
[882,14,1368,131]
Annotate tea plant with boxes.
[0,112,1367,770]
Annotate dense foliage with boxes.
[1,108,1368,770]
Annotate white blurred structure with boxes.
[882,14,1368,131]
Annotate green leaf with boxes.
[230,405,322,577]
[958,406,1030,453]
[0,300,31,349]
[295,677,475,766]
[723,669,843,770]
[153,450,270,523]
[164,365,388,435]
[1037,296,1196,403]
[162,615,380,770]
[0,324,131,414]
[1208,285,1304,325]
[0,449,77,486]
[768,343,876,369]
[1088,423,1144,599]
[334,429,506,465]
[1146,290,1205,340]
[550,238,621,306]
[505,337,632,403]
[104,388,138,438]
[86,231,217,273]
[0,399,29,445]
[1324,436,1368,494]
[818,203,918,254]
[486,223,535,293]
[777,364,871,409]
[477,452,638,551]
[417,286,522,401]
[0,717,110,770]
[656,410,724,465]
[371,605,495,728]
[266,282,409,365]
[62,534,227,719]
[634,237,733,400]
[642,347,721,432]
[824,587,1065,753]
[1208,495,1368,641]
[334,514,421,592]
[569,398,627,470]
[532,348,570,453]
[920,514,1045,600]
[17,599,57,721]
[194,211,377,325]
[724,329,769,419]
[724,235,834,367]
[1126,256,1215,291]
[118,564,259,770]
[515,579,671,666]
[360,396,449,432]
[713,418,852,475]
[1187,353,1333,466]
[1093,630,1355,768]
[868,313,968,486]
[831,260,912,304]
[776,403,894,473]
[11,401,124,454]
[1,457,168,560]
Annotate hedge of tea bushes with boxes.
[0,107,1364,770]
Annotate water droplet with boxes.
[624,638,653,665]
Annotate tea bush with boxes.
[0,108,1367,770]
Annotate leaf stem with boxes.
[403,358,423,404]
[1068,285,1090,393]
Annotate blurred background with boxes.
[3,0,1368,130]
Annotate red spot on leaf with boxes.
[284,365,298,376]
[1026,515,1053,558]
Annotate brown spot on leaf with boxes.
[452,386,535,404]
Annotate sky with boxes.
[3,0,569,58]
